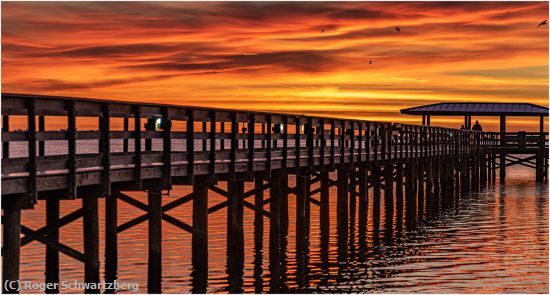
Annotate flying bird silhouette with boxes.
[369,60,373,64]
[395,27,400,33]
[538,20,547,27]
[321,29,326,33]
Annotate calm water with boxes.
[11,142,549,293]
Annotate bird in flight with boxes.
[321,29,326,33]
[395,27,400,33]
[369,60,373,64]
[538,20,547,27]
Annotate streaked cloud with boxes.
[2,1,548,131]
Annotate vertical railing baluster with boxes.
[162,106,172,189]
[38,115,45,156]
[247,113,255,173]
[209,111,216,177]
[27,98,37,203]
[186,109,194,180]
[134,105,142,187]
[320,118,325,169]
[123,117,129,153]
[295,117,300,169]
[67,100,76,199]
[100,103,111,196]
[266,115,272,174]
[330,119,335,168]
[2,115,9,159]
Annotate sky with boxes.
[2,1,549,131]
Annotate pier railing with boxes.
[1,93,547,294]
[2,93,495,200]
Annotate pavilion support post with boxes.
[39,116,45,156]
[2,115,10,159]
[427,115,431,126]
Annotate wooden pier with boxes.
[1,93,548,293]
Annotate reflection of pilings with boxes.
[2,200,21,294]
[192,176,209,294]
[404,162,416,229]
[417,160,424,222]
[45,196,60,294]
[395,161,404,222]
[253,175,264,293]
[358,166,368,252]
[348,169,357,259]
[384,161,394,242]
[227,179,244,293]
[425,159,434,220]
[147,188,162,294]
[433,157,440,215]
[372,166,381,234]
[296,173,309,289]
[104,191,118,294]
[83,195,100,294]
[336,167,349,264]
[319,171,330,274]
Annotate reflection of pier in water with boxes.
[1,93,548,293]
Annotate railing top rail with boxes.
[2,92,481,133]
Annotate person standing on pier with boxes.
[472,121,483,131]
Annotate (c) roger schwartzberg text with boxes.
[5,280,139,292]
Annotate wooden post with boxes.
[295,173,309,288]
[253,174,264,293]
[2,200,21,294]
[499,115,506,182]
[104,191,118,292]
[192,176,208,293]
[2,115,9,159]
[83,196,100,294]
[45,197,60,293]
[148,188,162,293]
[336,167,349,263]
[123,117,129,153]
[38,115,45,156]
[269,170,283,293]
[227,179,244,293]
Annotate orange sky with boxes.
[2,1,549,131]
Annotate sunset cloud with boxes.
[2,1,548,131]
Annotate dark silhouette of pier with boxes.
[1,93,548,293]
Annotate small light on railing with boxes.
[155,118,162,131]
